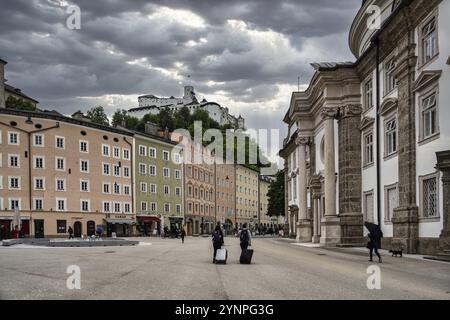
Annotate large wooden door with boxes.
[73,221,82,238]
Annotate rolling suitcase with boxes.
[215,248,228,264]
[240,248,254,264]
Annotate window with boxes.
[364,191,374,223]
[103,183,110,194]
[78,160,88,173]
[139,145,147,156]
[164,185,170,195]
[80,141,88,152]
[56,179,65,191]
[139,163,146,175]
[103,201,111,213]
[385,118,397,156]
[149,165,156,176]
[163,150,170,161]
[80,180,89,192]
[81,200,90,212]
[175,187,181,196]
[34,198,43,210]
[103,163,110,175]
[141,182,147,193]
[114,183,121,195]
[141,201,148,212]
[34,134,44,147]
[175,170,181,180]
[385,58,397,94]
[56,198,67,211]
[56,220,66,234]
[123,166,130,177]
[163,167,170,178]
[9,198,20,210]
[114,202,121,213]
[364,78,373,110]
[56,157,65,171]
[124,203,131,213]
[113,165,120,177]
[364,132,374,166]
[164,203,170,212]
[56,136,65,149]
[8,132,19,145]
[124,185,130,195]
[174,153,181,164]
[35,178,44,190]
[176,204,181,214]
[420,172,439,219]
[102,144,110,157]
[149,148,156,158]
[150,202,157,212]
[9,155,19,168]
[385,184,398,222]
[113,147,120,158]
[421,16,437,64]
[150,184,157,194]
[421,92,438,139]
[120,149,128,161]
[9,177,20,189]
[34,156,44,169]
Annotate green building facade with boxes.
[134,132,183,235]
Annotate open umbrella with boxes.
[364,222,382,238]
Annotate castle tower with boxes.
[0,58,6,108]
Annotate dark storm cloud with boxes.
[0,0,361,126]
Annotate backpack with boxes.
[240,229,249,243]
[212,231,222,244]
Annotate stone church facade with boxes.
[280,0,450,255]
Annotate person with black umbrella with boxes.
[364,222,383,263]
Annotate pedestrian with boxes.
[211,225,224,263]
[68,226,74,239]
[181,228,186,244]
[238,223,251,252]
[11,226,20,239]
[95,225,103,238]
[364,222,383,263]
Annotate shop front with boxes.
[105,213,136,237]
[137,215,161,236]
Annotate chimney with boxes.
[144,121,159,136]
[0,58,6,109]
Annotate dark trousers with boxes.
[213,244,222,261]
[181,236,185,243]
[240,241,249,252]
[69,234,74,239]
[369,247,381,260]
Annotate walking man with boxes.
[212,225,224,263]
[238,223,251,252]
[181,228,186,244]
[68,226,74,239]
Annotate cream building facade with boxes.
[0,108,134,238]
[235,165,259,229]
[280,0,450,254]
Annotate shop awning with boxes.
[137,216,160,222]
[105,219,135,225]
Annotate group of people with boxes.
[211,223,251,263]
[0,225,22,240]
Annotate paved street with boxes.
[1,237,449,300]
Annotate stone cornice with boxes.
[339,104,362,119]
[295,136,311,146]
[359,116,375,131]
[321,107,340,120]
[413,70,442,92]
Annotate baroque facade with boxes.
[280,0,450,254]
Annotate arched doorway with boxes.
[73,221,82,238]
[87,221,95,236]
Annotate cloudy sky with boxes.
[0,0,361,164]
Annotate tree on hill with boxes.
[5,96,36,111]
[86,106,110,126]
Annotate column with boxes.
[338,104,365,247]
[312,194,320,243]
[320,107,341,245]
[296,137,312,242]
[437,151,450,251]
